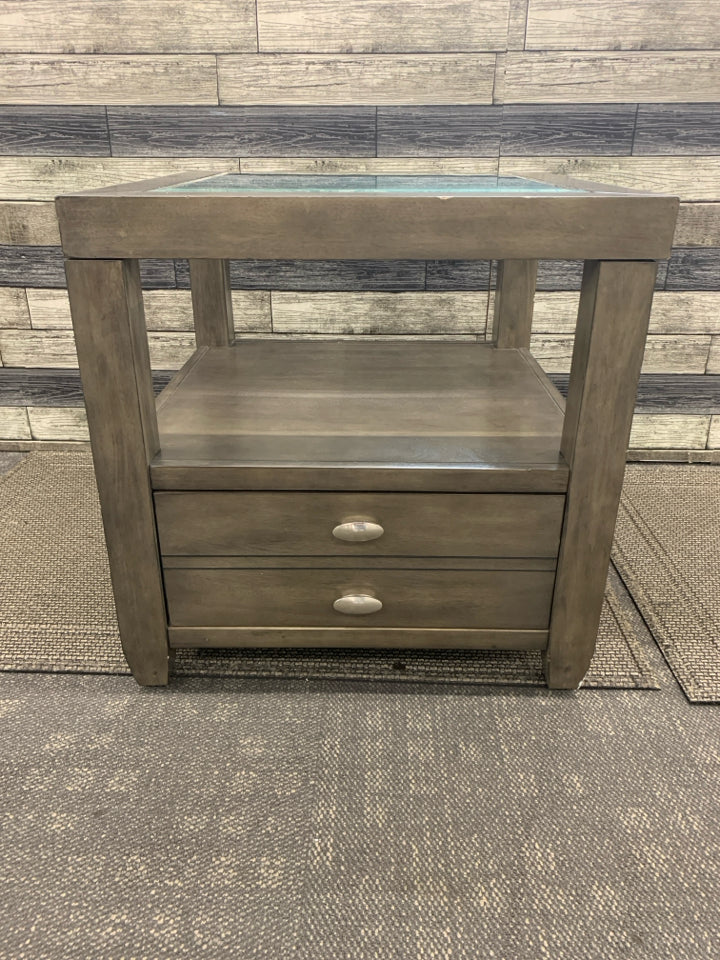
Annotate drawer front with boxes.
[163,568,555,629]
[155,492,564,558]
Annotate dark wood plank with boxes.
[108,106,375,157]
[501,104,635,156]
[189,259,234,347]
[175,258,426,291]
[665,248,720,291]
[546,259,657,689]
[492,259,538,348]
[426,260,491,291]
[550,374,720,413]
[0,107,109,156]
[0,368,175,406]
[536,259,668,291]
[377,106,502,157]
[168,626,548,650]
[634,104,720,156]
[0,245,65,287]
[65,258,168,686]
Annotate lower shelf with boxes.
[168,626,549,650]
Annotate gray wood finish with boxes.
[161,556,558,571]
[154,492,565,558]
[492,260,538,349]
[546,260,658,689]
[426,260,491,291]
[0,247,176,288]
[634,104,720,156]
[377,107,502,157]
[107,106,376,157]
[535,259,669,292]
[189,260,234,347]
[168,626,548,650]
[665,248,720,291]
[163,568,555,630]
[0,369,174,406]
[176,258,426,291]
[0,201,60,245]
[0,107,110,156]
[65,258,168,685]
[500,105,635,156]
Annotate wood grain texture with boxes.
[499,157,720,201]
[0,329,196,368]
[0,406,30,439]
[189,259,234,347]
[0,369,174,407]
[167,626,549,649]
[163,567,555,630]
[0,56,218,105]
[535,258,668,293]
[506,0,530,50]
[66,258,167,685]
[492,260,537,349]
[709,416,720,448]
[547,260,657,688]
[1,157,233,201]
[665,248,720,291]
[533,291,720,336]
[629,414,711,449]
[270,292,487,334]
[0,107,109,156]
[0,1,256,53]
[155,491,564,558]
[377,107,502,157]
[256,0,510,52]
[426,260,491,292]
[26,406,89,440]
[240,158,500,174]
[500,105,635,156]
[108,106,376,157]
[634,104,720,156]
[706,338,720,374]
[218,55,497,105]
[503,53,720,104]
[0,288,29,328]
[525,0,720,50]
[675,204,720,247]
[0,245,65,286]
[531,334,711,374]
[0,202,60,244]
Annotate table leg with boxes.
[66,258,169,686]
[492,259,538,349]
[545,259,657,689]
[189,259,234,347]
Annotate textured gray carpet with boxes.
[0,451,658,689]
[0,669,718,960]
[613,464,720,702]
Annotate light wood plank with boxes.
[629,414,711,450]
[0,288,29,329]
[706,338,720,374]
[241,157,500,174]
[531,334,711,374]
[218,54,496,105]
[1,158,233,201]
[531,291,720,336]
[189,259,234,347]
[66,258,167,685]
[0,329,196,368]
[0,1,256,53]
[0,55,218,105]
[708,416,720,448]
[271,292,487,335]
[492,260,537,348]
[547,260,657,688]
[27,406,89,441]
[675,204,720,247]
[525,0,719,50]
[257,0,509,52]
[500,157,720,202]
[0,406,31,440]
[0,201,59,244]
[503,53,720,104]
[506,0,531,50]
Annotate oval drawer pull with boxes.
[333,594,383,616]
[332,520,384,542]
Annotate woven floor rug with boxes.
[0,451,657,689]
[613,464,720,702]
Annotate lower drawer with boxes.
[163,568,555,630]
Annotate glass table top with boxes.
[154,174,587,196]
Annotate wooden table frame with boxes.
[57,172,678,689]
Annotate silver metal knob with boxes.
[333,594,383,616]
[332,520,384,542]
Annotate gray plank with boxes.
[0,247,177,289]
[0,369,174,407]
[175,259,426,292]
[500,104,635,156]
[0,107,110,156]
[535,259,668,292]
[665,248,720,291]
[108,106,375,157]
[377,107,502,157]
[634,104,720,156]
[426,261,491,291]
[549,374,720,413]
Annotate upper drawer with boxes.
[154,492,564,558]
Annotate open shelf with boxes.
[150,339,568,492]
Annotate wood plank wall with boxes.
[0,0,719,451]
